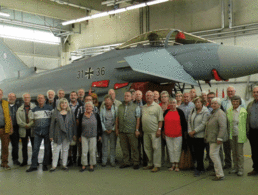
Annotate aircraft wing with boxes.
[124,49,198,86]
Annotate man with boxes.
[68,91,83,166]
[154,91,160,104]
[56,89,65,105]
[100,89,122,110]
[221,86,246,111]
[26,94,53,172]
[0,89,13,170]
[142,91,163,172]
[246,86,258,176]
[134,90,148,166]
[201,91,208,106]
[190,88,197,101]
[100,95,117,167]
[179,92,195,163]
[178,92,195,121]
[159,91,170,166]
[17,93,36,167]
[207,92,216,113]
[116,91,141,169]
[221,86,246,169]
[46,90,56,109]
[78,88,85,104]
[134,90,146,106]
[8,93,20,165]
[130,89,136,102]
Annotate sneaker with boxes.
[229,169,237,174]
[43,165,48,171]
[62,166,69,171]
[212,176,224,181]
[26,167,37,172]
[49,168,56,172]
[237,171,243,176]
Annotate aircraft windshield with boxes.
[116,29,213,50]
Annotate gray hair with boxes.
[77,88,85,93]
[57,98,71,112]
[201,91,208,95]
[231,95,242,105]
[22,93,30,100]
[169,97,177,104]
[136,90,142,95]
[146,90,154,96]
[160,91,169,97]
[227,86,236,91]
[85,101,94,108]
[47,90,55,98]
[108,89,115,93]
[211,97,221,105]
[253,86,258,91]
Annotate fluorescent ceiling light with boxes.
[0,12,10,17]
[76,16,92,22]
[126,3,146,10]
[62,0,169,26]
[91,12,108,19]
[62,20,77,26]
[108,8,126,15]
[147,0,169,6]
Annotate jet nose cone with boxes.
[218,45,258,79]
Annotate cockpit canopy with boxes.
[116,29,214,50]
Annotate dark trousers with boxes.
[21,129,34,164]
[97,139,102,162]
[223,139,232,167]
[187,136,196,163]
[31,134,50,168]
[192,138,205,171]
[9,126,19,162]
[138,134,148,165]
[249,127,258,171]
[0,128,9,166]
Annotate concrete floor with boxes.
[1,140,258,195]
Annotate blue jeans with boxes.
[102,131,117,164]
[31,134,50,168]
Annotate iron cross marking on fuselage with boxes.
[85,68,94,79]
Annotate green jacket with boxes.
[227,107,247,143]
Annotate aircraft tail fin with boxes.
[124,49,198,86]
[0,39,36,82]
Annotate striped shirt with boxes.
[30,104,54,136]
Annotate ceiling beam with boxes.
[0,0,87,20]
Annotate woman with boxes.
[205,98,227,181]
[78,101,102,172]
[188,96,210,177]
[162,98,187,172]
[159,91,170,112]
[226,95,247,176]
[49,98,77,172]
[175,92,183,107]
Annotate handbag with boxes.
[178,146,194,170]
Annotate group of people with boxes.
[0,85,258,181]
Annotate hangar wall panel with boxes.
[3,38,61,70]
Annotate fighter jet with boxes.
[0,29,257,99]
